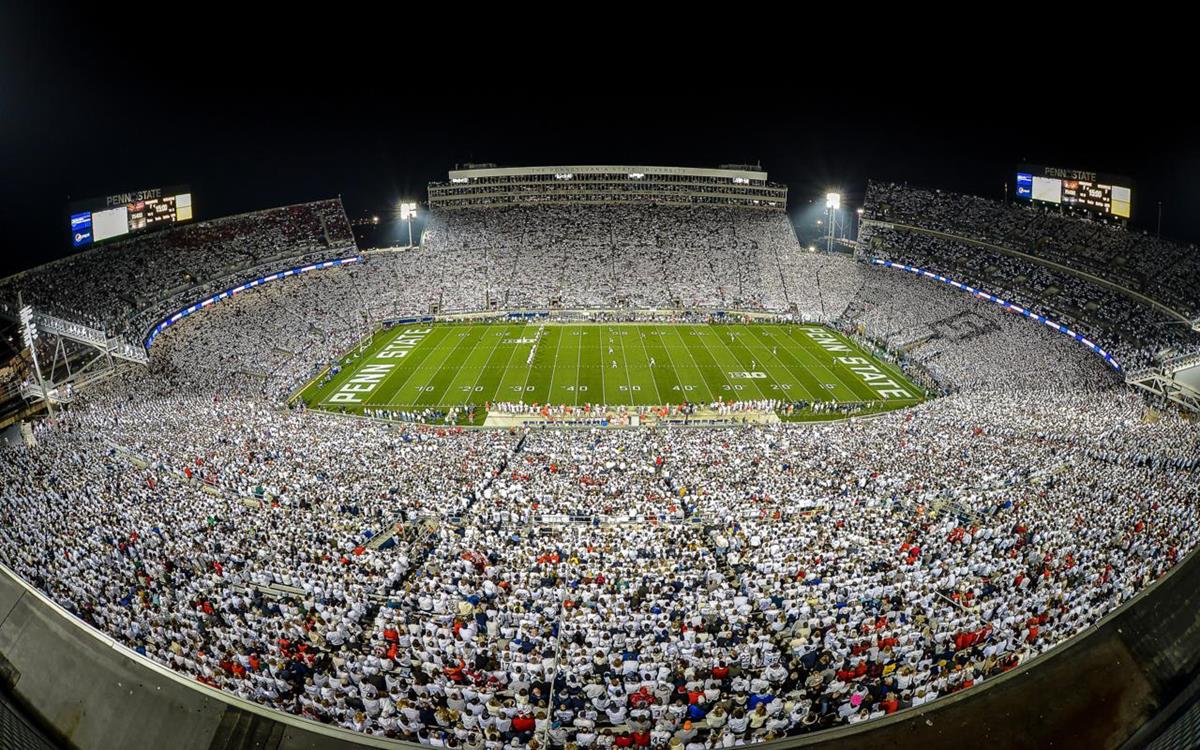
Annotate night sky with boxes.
[2,9,1195,278]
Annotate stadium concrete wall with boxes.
[0,564,399,750]
[2,532,1200,750]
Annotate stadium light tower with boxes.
[399,202,418,247]
[18,301,52,415]
[824,192,841,252]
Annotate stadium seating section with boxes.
[0,188,1198,747]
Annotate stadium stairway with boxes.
[700,523,793,675]
[373,443,518,599]
[207,705,285,750]
[0,687,58,750]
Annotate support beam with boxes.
[1125,370,1200,413]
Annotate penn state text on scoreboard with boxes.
[1015,166,1131,220]
[68,185,193,248]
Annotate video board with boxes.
[68,186,193,248]
[1015,166,1131,220]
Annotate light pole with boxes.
[824,192,841,252]
[400,202,418,247]
[19,300,52,416]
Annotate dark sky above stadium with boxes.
[1,8,1194,277]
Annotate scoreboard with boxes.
[68,186,193,248]
[1015,166,1131,220]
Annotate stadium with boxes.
[2,143,1200,748]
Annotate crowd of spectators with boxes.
[0,200,355,345]
[419,205,798,312]
[1,192,1199,748]
[863,181,1200,317]
[860,224,1198,371]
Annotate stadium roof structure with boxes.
[429,164,788,211]
[445,164,770,182]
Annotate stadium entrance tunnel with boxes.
[2,540,1199,750]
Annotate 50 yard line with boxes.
[574,325,584,406]
[615,327,637,406]
[633,325,664,404]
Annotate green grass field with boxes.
[296,321,925,422]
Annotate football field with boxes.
[297,321,924,421]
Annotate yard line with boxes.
[513,324,537,391]
[444,325,508,398]
[574,325,584,406]
[783,326,874,402]
[702,325,779,401]
[393,327,476,402]
[823,327,925,400]
[414,326,492,407]
[520,324,549,403]
[461,324,519,404]
[633,325,664,404]
[477,324,530,400]
[316,327,401,408]
[770,327,848,403]
[599,327,608,404]
[684,324,746,402]
[616,328,637,405]
[662,324,715,400]
[638,328,688,404]
[741,325,819,401]
[337,325,452,409]
[665,326,721,403]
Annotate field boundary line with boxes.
[825,327,925,401]
[316,327,396,408]
[365,325,460,409]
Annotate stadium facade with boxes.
[428,164,788,210]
